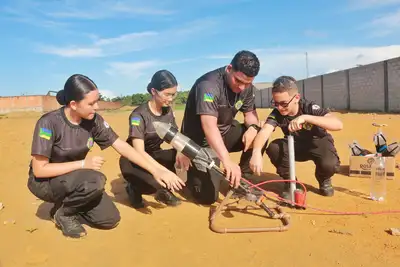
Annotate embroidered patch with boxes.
[131,117,140,126]
[203,93,214,102]
[234,100,243,110]
[87,137,94,149]
[303,122,313,130]
[312,104,320,110]
[103,121,110,128]
[39,127,52,140]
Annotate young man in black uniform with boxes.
[179,50,262,205]
[250,76,343,199]
[119,70,185,209]
[28,74,182,238]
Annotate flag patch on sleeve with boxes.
[203,93,214,102]
[39,127,52,140]
[131,117,140,126]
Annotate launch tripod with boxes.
[208,168,291,234]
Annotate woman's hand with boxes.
[175,152,191,171]
[153,168,185,192]
[84,156,105,170]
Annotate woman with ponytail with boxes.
[27,74,183,238]
[119,70,187,209]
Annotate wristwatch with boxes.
[248,124,261,132]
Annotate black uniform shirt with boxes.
[127,102,178,153]
[31,107,119,163]
[266,99,332,141]
[181,66,256,146]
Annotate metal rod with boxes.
[288,134,296,204]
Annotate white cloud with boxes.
[367,8,400,36]
[37,46,102,57]
[105,57,199,78]
[106,61,160,79]
[37,17,221,57]
[99,89,118,100]
[238,45,400,81]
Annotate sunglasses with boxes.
[270,94,296,108]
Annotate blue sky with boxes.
[1,0,400,98]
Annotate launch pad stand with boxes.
[209,184,291,233]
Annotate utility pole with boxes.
[305,52,309,78]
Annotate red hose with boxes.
[240,177,400,215]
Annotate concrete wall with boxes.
[255,56,400,113]
[0,95,123,114]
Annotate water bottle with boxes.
[373,131,387,153]
[349,140,371,156]
[382,141,400,157]
[370,153,386,201]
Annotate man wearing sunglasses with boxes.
[249,75,343,199]
[179,50,262,205]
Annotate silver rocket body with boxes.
[152,121,217,172]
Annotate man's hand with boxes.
[153,168,185,192]
[84,156,105,170]
[242,127,258,152]
[249,149,263,176]
[175,152,191,171]
[222,158,242,188]
[288,115,306,132]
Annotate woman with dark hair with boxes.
[119,70,187,209]
[27,74,184,239]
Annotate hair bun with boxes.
[146,82,153,94]
[56,89,67,105]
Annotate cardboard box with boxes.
[349,155,396,179]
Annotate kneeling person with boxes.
[250,75,343,199]
[179,50,263,205]
[28,74,179,238]
[119,70,185,209]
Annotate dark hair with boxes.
[56,74,98,105]
[230,50,260,77]
[147,70,178,94]
[272,75,298,93]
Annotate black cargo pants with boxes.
[27,168,120,229]
[119,148,177,194]
[186,120,265,205]
[266,135,341,186]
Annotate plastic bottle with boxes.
[370,153,386,201]
[373,131,387,153]
[349,140,371,156]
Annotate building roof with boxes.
[253,82,272,90]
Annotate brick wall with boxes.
[0,95,123,114]
[254,56,400,113]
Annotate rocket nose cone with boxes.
[152,121,169,139]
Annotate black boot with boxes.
[155,188,182,206]
[49,202,62,223]
[319,178,334,197]
[54,206,87,238]
[125,182,145,209]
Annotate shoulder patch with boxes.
[39,127,52,140]
[234,100,243,110]
[131,117,141,126]
[87,137,94,149]
[203,92,214,102]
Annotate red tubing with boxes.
[240,177,400,215]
